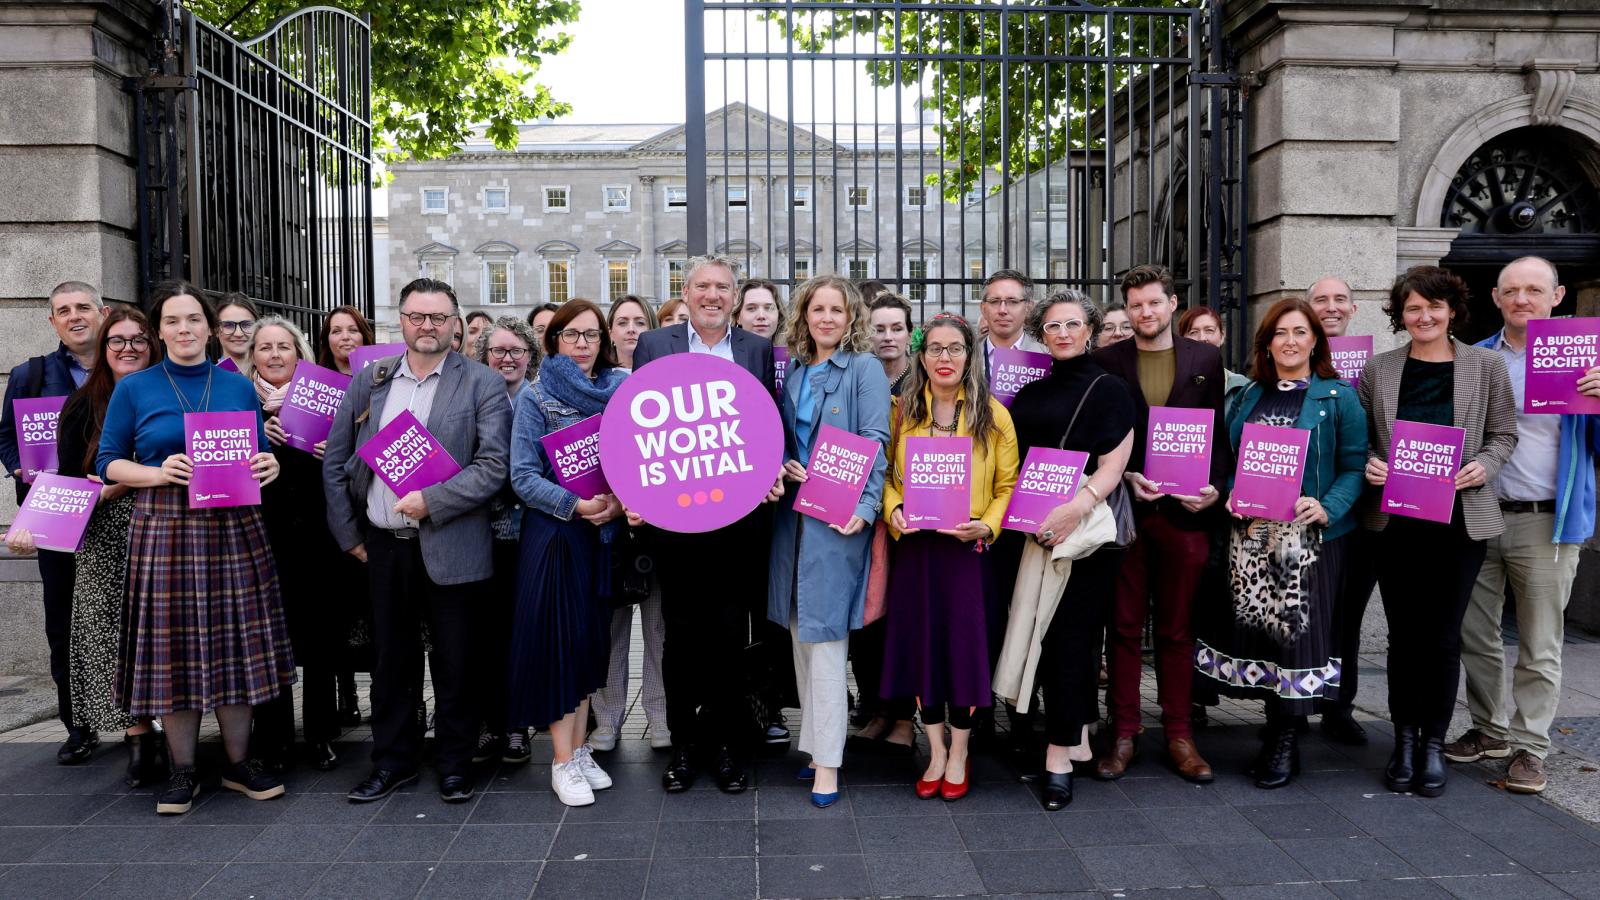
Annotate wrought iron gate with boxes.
[685,0,1248,338]
[126,5,375,336]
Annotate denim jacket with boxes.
[510,374,608,536]
[490,381,536,540]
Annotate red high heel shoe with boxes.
[940,757,972,801]
[915,771,943,799]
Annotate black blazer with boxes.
[632,322,777,396]
[1092,336,1232,525]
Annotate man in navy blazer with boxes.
[630,255,782,795]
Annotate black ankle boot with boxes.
[124,731,167,788]
[1255,728,1299,790]
[1415,735,1447,797]
[1385,726,1418,792]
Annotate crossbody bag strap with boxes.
[1059,373,1109,450]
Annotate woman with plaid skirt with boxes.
[96,281,296,815]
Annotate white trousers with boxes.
[790,616,849,768]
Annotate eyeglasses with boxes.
[1106,322,1135,335]
[1041,319,1086,335]
[487,346,530,360]
[558,329,603,345]
[400,311,454,327]
[923,343,968,360]
[107,336,150,352]
[981,298,1028,310]
[219,320,255,335]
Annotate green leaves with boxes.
[190,0,581,164]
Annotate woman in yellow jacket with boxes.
[880,312,1019,801]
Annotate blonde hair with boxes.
[781,275,874,364]
[245,316,314,382]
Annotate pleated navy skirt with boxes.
[506,508,612,730]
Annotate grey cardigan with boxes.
[1356,338,1518,541]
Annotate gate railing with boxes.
[127,5,374,337]
[685,0,1248,328]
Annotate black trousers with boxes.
[366,528,479,777]
[471,539,519,733]
[1328,525,1378,712]
[1038,548,1123,747]
[1375,515,1488,737]
[254,668,338,752]
[38,549,75,729]
[653,517,762,752]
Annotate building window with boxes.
[606,259,632,301]
[1049,256,1071,280]
[545,260,570,304]
[422,188,447,214]
[904,185,927,209]
[791,184,811,210]
[968,259,985,301]
[905,259,928,301]
[727,185,748,208]
[484,188,508,212]
[964,188,983,207]
[1046,183,1069,208]
[420,257,453,283]
[664,184,688,211]
[484,260,511,305]
[792,258,811,282]
[664,258,687,298]
[846,185,871,209]
[543,186,569,213]
[603,185,631,212]
[847,259,871,280]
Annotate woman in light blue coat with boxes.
[768,275,890,807]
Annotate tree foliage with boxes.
[764,0,1196,200]
[188,0,582,165]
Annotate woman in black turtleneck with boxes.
[1004,290,1137,810]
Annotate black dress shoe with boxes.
[1320,708,1369,746]
[1041,771,1073,811]
[712,747,748,793]
[307,742,339,772]
[662,746,695,793]
[1385,726,1418,793]
[347,768,419,803]
[124,731,167,788]
[1255,728,1300,790]
[57,727,99,765]
[439,774,474,803]
[1415,736,1447,797]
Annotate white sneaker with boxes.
[551,760,595,807]
[588,726,618,752]
[647,724,673,750]
[572,744,613,790]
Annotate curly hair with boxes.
[781,275,874,364]
[1384,265,1470,334]
[899,312,1000,452]
[1026,289,1103,347]
[472,315,542,380]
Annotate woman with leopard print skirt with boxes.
[1196,298,1367,790]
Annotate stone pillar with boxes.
[639,175,657,297]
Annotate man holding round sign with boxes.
[615,255,785,794]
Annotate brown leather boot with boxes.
[1094,735,1137,781]
[1168,737,1214,783]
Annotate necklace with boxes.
[162,360,214,414]
[930,398,963,434]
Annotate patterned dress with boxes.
[68,493,138,732]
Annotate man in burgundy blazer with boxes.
[1090,265,1232,784]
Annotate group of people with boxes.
[1,252,1593,819]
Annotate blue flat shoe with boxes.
[810,790,840,808]
[795,765,816,782]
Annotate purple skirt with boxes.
[878,531,995,710]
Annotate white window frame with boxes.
[419,256,453,283]
[603,258,635,303]
[421,187,447,215]
[483,187,509,212]
[726,184,748,208]
[482,258,513,305]
[663,258,687,299]
[904,258,928,301]
[543,185,570,213]
[903,184,928,209]
[664,184,689,212]
[846,185,872,210]
[967,258,985,301]
[1046,183,1070,209]
[790,184,812,211]
[844,257,874,280]
[602,185,631,213]
[791,257,812,282]
[544,258,572,304]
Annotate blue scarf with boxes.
[538,353,626,415]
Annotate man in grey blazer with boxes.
[323,278,513,805]
[630,255,782,795]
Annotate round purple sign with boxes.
[600,353,784,533]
